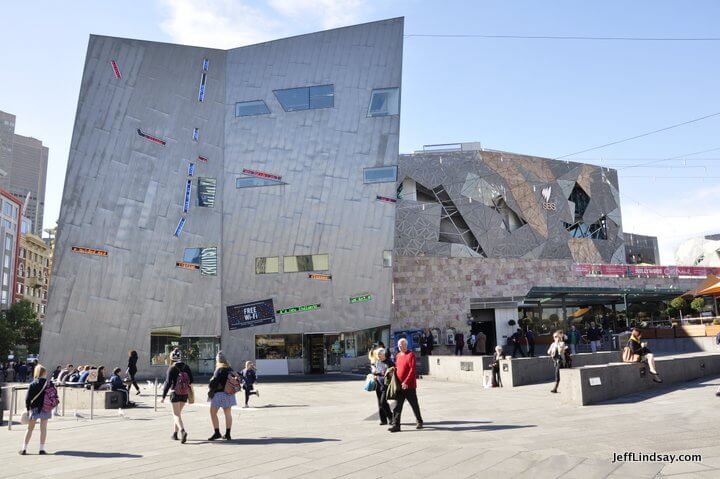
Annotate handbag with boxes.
[622,341,641,363]
[21,380,48,424]
[363,374,376,392]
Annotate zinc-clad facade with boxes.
[41,19,403,374]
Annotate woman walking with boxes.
[240,361,259,408]
[161,349,193,443]
[127,350,141,395]
[490,346,504,387]
[548,330,567,394]
[20,365,57,455]
[207,351,238,441]
[371,348,394,425]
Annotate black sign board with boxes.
[227,299,276,330]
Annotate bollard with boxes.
[90,384,94,420]
[154,378,158,412]
[8,387,15,431]
[61,385,66,417]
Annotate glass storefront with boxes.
[150,327,219,374]
[255,334,303,359]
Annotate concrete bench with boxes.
[1,384,126,414]
[499,351,622,387]
[560,353,720,406]
[424,356,494,384]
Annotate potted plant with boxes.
[508,319,516,326]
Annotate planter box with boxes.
[705,325,720,337]
[638,328,657,339]
[656,328,676,339]
[675,325,706,338]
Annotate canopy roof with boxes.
[697,279,720,296]
[685,274,720,298]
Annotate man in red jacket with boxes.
[389,338,423,432]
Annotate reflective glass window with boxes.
[198,178,217,208]
[368,87,400,117]
[383,250,392,268]
[255,257,279,274]
[235,100,271,117]
[236,177,284,188]
[363,166,397,184]
[274,85,334,112]
[309,85,334,109]
[200,247,217,276]
[283,254,329,273]
[183,248,202,265]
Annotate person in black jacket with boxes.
[628,328,662,383]
[20,365,53,455]
[206,351,237,441]
[424,329,434,356]
[127,350,141,395]
[110,367,135,407]
[371,348,394,425]
[160,349,194,443]
[490,346,504,387]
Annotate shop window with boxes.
[363,166,397,184]
[283,254,329,273]
[255,334,303,359]
[200,247,217,276]
[235,100,271,117]
[151,327,219,374]
[198,178,217,207]
[255,256,279,274]
[368,87,400,117]
[274,84,334,112]
[382,250,392,268]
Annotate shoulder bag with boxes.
[21,380,48,424]
[622,342,641,363]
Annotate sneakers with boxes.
[181,430,188,444]
[171,432,179,441]
[18,450,26,455]
[416,421,423,429]
[223,432,232,441]
[208,431,222,441]
[388,425,400,433]
[39,450,47,455]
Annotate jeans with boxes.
[569,343,577,355]
[590,340,600,352]
[375,385,392,423]
[392,388,423,427]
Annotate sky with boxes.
[1,0,719,264]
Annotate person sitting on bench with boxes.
[626,328,663,383]
[110,367,136,407]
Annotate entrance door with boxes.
[308,334,325,374]
[471,309,497,354]
[325,334,343,372]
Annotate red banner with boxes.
[242,168,281,181]
[600,264,627,276]
[629,265,665,277]
[110,60,122,79]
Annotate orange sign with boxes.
[72,246,108,257]
[176,261,200,270]
[308,273,332,281]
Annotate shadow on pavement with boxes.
[254,404,309,409]
[54,451,143,458]
[417,422,536,432]
[193,437,340,445]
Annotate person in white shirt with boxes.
[547,330,568,394]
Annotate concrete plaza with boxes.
[2,374,719,479]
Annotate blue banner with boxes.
[173,217,186,237]
[183,179,192,213]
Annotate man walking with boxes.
[526,327,536,357]
[424,329,434,356]
[510,329,525,358]
[389,338,423,432]
[587,321,602,353]
[567,325,580,355]
[454,332,464,356]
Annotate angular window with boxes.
[236,176,285,188]
[283,254,329,273]
[383,250,392,268]
[368,87,400,117]
[274,85,334,112]
[183,248,202,265]
[255,256,279,274]
[200,247,217,276]
[363,166,397,184]
[198,177,217,208]
[235,100,271,117]
[192,128,199,141]
[198,73,207,102]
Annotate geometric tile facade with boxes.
[40,19,403,372]
[396,147,626,263]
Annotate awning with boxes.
[697,279,720,296]
[570,307,591,318]
[685,275,719,298]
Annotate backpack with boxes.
[174,367,191,395]
[42,383,60,412]
[224,371,242,395]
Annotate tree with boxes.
[690,297,706,315]
[670,297,687,311]
[0,300,41,359]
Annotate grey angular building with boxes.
[41,18,403,374]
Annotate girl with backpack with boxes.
[20,364,59,455]
[207,351,239,441]
[240,361,259,408]
[160,349,194,443]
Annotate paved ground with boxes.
[2,374,720,479]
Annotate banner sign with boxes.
[227,299,276,330]
[350,294,372,303]
[600,264,627,276]
[276,303,321,315]
[72,246,108,257]
[137,129,166,146]
[376,195,397,204]
[173,217,186,237]
[629,265,665,277]
[110,60,122,79]
[308,273,332,281]
[573,263,595,275]
[187,163,195,177]
[183,179,192,213]
[242,168,282,181]
[574,263,719,278]
[176,261,199,270]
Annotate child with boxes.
[240,361,259,408]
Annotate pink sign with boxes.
[630,265,665,277]
[574,264,595,276]
[600,264,627,276]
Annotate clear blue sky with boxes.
[2,0,719,263]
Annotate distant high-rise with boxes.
[0,110,49,236]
